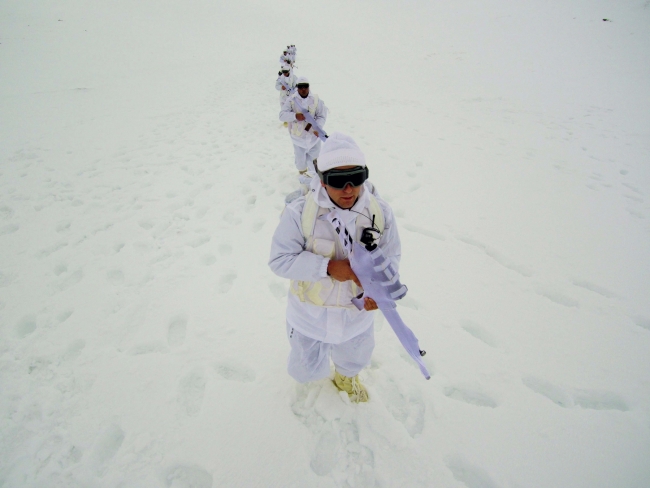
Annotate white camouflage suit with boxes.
[279,91,327,174]
[268,178,401,383]
[275,71,296,107]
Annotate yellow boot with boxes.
[333,371,369,403]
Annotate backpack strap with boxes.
[367,193,385,233]
[302,192,385,241]
[301,195,320,240]
[309,94,319,116]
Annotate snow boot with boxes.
[333,371,368,403]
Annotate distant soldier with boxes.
[279,77,327,178]
[276,65,296,108]
[279,50,293,68]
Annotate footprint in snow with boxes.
[522,376,628,411]
[200,254,216,266]
[56,308,73,322]
[402,224,445,241]
[310,425,339,475]
[138,219,155,230]
[128,341,169,355]
[444,385,498,408]
[15,315,37,338]
[218,272,237,294]
[213,362,256,382]
[223,212,242,226]
[534,285,579,307]
[626,208,645,219]
[0,205,15,220]
[0,271,17,289]
[61,338,85,362]
[167,316,187,346]
[460,319,498,348]
[0,223,19,235]
[397,294,420,310]
[177,367,206,416]
[195,206,209,218]
[106,269,124,285]
[90,423,125,477]
[187,235,210,248]
[57,444,83,470]
[164,465,213,488]
[290,382,377,486]
[633,316,650,331]
[251,218,265,232]
[446,454,500,488]
[380,375,426,438]
[52,269,83,293]
[311,419,375,487]
[218,243,232,256]
[457,235,532,277]
[621,182,642,195]
[269,282,287,300]
[38,241,68,257]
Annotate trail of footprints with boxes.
[402,220,630,311]
[450,318,629,412]
[522,376,629,411]
[292,381,378,486]
[290,371,427,486]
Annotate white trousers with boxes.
[293,140,321,173]
[286,324,375,383]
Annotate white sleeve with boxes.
[279,97,297,123]
[269,200,330,282]
[275,77,283,91]
[315,100,327,126]
[376,199,401,271]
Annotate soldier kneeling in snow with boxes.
[269,133,401,402]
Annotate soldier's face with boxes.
[322,166,362,209]
[324,183,361,209]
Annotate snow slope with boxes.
[1,0,649,486]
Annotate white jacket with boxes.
[276,73,296,101]
[269,179,401,344]
[279,92,327,149]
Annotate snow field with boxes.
[1,0,650,487]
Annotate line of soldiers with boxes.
[275,46,328,189]
[279,45,296,68]
[269,46,415,404]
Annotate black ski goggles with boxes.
[320,166,369,189]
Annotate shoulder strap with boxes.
[309,94,320,115]
[301,195,319,238]
[367,193,385,233]
[303,192,385,239]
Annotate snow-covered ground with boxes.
[1,0,649,486]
